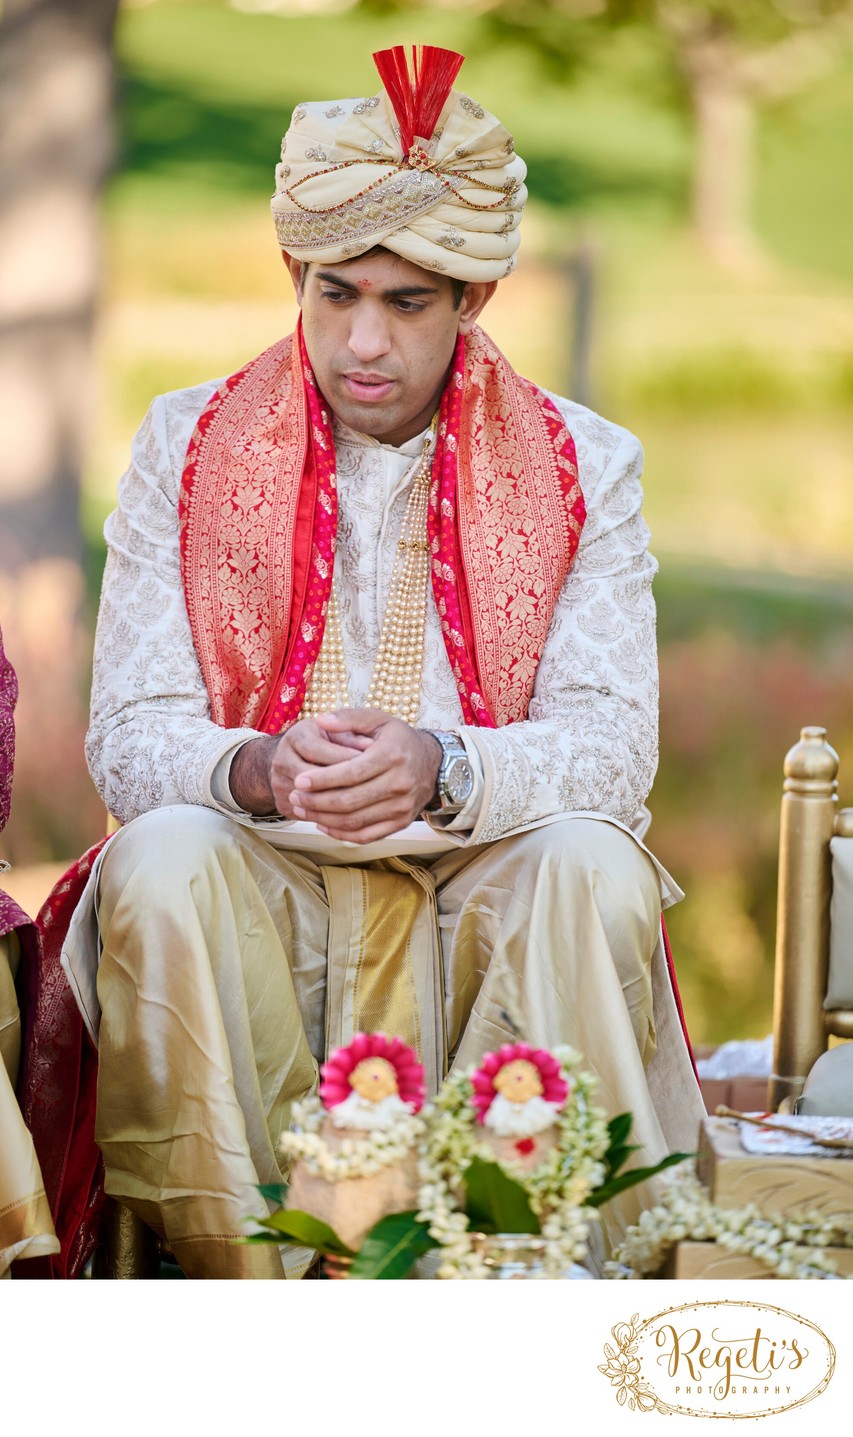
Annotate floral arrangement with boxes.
[245,1033,689,1279]
[417,1043,686,1279]
[244,1034,432,1276]
[279,1032,427,1181]
[608,1164,853,1280]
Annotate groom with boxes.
[28,45,702,1278]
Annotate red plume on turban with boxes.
[373,45,464,153]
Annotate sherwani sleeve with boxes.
[85,390,261,823]
[458,419,659,845]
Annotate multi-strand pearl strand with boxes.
[301,429,434,724]
[364,434,432,725]
[301,586,350,716]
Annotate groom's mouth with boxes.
[342,373,396,402]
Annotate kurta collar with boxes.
[332,418,431,459]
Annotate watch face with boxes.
[445,755,473,804]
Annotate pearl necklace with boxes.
[301,426,434,726]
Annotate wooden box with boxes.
[696,1115,853,1218]
[694,1046,771,1116]
[665,1240,853,1280]
[699,1076,771,1114]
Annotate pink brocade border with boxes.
[261,326,339,731]
[430,328,585,728]
[179,335,308,731]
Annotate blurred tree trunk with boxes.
[660,4,853,270]
[475,1,853,268]
[0,0,119,863]
[682,43,759,269]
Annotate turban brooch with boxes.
[271,45,527,282]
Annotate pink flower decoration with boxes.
[319,1033,426,1113]
[470,1043,570,1123]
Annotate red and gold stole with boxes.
[179,318,585,734]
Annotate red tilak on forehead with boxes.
[356,278,372,291]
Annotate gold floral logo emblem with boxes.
[599,1301,835,1418]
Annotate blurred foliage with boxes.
[630,348,853,412]
[632,348,797,412]
[108,7,689,222]
[467,0,853,73]
[654,567,853,1041]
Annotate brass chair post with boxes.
[768,727,838,1112]
[91,1198,161,1279]
[825,806,853,1041]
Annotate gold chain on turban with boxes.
[270,45,527,283]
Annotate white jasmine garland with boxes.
[416,1046,611,1279]
[279,1094,424,1181]
[608,1165,853,1280]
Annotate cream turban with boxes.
[271,49,527,283]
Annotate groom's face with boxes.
[285,248,493,446]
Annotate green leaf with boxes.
[462,1156,540,1235]
[603,1144,641,1181]
[587,1151,694,1208]
[253,1208,356,1256]
[237,1232,292,1245]
[349,1211,438,1280]
[256,1181,288,1206]
[601,1113,640,1182]
[606,1112,634,1151]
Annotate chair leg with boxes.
[92,1198,161,1279]
[769,726,838,1112]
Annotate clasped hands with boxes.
[229,708,442,844]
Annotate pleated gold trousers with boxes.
[91,807,703,1278]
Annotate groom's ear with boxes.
[281,251,307,302]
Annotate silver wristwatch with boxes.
[425,730,474,814]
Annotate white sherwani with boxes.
[64,376,703,1279]
[86,382,659,842]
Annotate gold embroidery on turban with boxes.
[271,76,527,282]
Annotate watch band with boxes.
[425,730,474,814]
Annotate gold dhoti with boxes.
[73,807,702,1277]
[0,932,60,1276]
